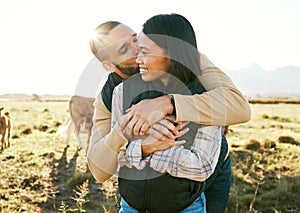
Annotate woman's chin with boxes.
[141,76,151,82]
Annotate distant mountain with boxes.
[0,93,70,101]
[1,64,300,101]
[223,64,300,98]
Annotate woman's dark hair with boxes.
[142,13,201,84]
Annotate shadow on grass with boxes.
[39,146,119,212]
[39,147,80,211]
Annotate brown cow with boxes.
[64,96,95,151]
[0,107,11,153]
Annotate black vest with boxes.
[101,73,228,213]
[101,72,123,112]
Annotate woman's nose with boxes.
[136,52,143,64]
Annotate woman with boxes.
[111,13,231,212]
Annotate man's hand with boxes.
[117,113,145,141]
[120,111,188,142]
[124,95,173,136]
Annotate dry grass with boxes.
[249,99,300,104]
[0,101,119,213]
[0,101,299,212]
[227,103,300,212]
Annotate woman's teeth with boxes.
[140,68,148,73]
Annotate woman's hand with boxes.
[142,121,190,157]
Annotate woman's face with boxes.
[136,32,170,85]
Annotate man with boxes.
[86,21,251,182]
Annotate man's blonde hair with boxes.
[90,21,121,62]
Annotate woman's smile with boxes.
[139,67,148,75]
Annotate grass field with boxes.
[0,101,299,212]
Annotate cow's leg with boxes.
[7,126,10,148]
[1,133,5,152]
[0,135,3,152]
[74,121,83,150]
[85,126,92,152]
[0,118,4,152]
[3,130,7,149]
[65,119,74,148]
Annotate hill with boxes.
[0,93,70,102]
[1,64,300,100]
[224,64,300,99]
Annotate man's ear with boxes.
[102,61,116,72]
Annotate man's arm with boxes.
[173,53,250,125]
[87,84,184,183]
[125,53,251,133]
[86,93,127,183]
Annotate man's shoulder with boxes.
[101,73,123,94]
[100,72,123,112]
[199,53,216,69]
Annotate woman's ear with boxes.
[102,61,116,72]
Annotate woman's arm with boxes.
[118,121,188,170]
[149,125,222,181]
[122,125,222,182]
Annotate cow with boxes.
[0,107,11,153]
[57,96,95,151]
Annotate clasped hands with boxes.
[118,97,189,157]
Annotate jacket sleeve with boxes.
[148,125,222,182]
[172,53,251,126]
[86,92,128,183]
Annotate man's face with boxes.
[103,24,139,78]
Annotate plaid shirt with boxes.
[112,83,222,182]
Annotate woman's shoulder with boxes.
[113,81,124,95]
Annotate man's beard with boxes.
[115,64,139,77]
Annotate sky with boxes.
[0,0,299,96]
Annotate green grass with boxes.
[0,101,300,212]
